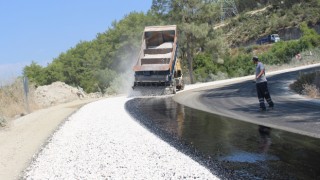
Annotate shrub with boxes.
[300,22,320,48]
[224,53,254,77]
[94,68,117,93]
[245,46,253,53]
[208,71,229,81]
[302,84,319,98]
[290,71,319,94]
[0,116,6,127]
[193,53,223,81]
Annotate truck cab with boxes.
[256,34,280,45]
[270,34,280,42]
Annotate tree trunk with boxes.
[186,35,194,84]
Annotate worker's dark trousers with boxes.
[256,81,274,109]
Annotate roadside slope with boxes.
[0,99,97,180]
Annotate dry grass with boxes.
[0,78,39,126]
[302,84,319,98]
[290,71,320,98]
[252,44,273,55]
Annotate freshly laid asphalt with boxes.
[174,64,320,138]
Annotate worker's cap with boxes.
[252,56,259,61]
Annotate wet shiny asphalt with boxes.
[125,97,320,179]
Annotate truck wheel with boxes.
[180,80,185,90]
[172,81,176,94]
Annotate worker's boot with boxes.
[259,107,267,112]
[266,98,274,110]
[259,100,266,112]
[268,102,274,110]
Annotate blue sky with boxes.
[0,0,152,81]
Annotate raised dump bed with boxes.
[132,25,184,94]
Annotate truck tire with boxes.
[172,81,176,94]
[180,80,185,90]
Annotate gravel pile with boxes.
[144,52,172,59]
[34,82,85,107]
[149,42,173,49]
[24,96,218,179]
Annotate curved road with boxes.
[174,64,320,138]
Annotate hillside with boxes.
[22,0,320,92]
[222,2,320,47]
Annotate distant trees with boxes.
[24,12,160,93]
[151,0,221,83]
[23,0,320,92]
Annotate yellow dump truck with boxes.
[132,25,184,94]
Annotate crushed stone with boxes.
[23,96,218,179]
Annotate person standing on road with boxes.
[252,56,274,111]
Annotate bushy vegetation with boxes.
[192,22,320,81]
[24,12,160,93]
[225,0,320,46]
[23,0,320,92]
[260,22,320,63]
[290,71,320,98]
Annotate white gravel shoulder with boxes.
[24,96,218,179]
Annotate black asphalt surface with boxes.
[174,65,320,138]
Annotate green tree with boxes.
[24,12,160,92]
[94,68,117,93]
[151,0,171,17]
[45,61,65,84]
[168,0,218,83]
[23,61,46,85]
[300,22,320,48]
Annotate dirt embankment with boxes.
[34,81,103,107]
[0,81,102,180]
[0,81,102,126]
